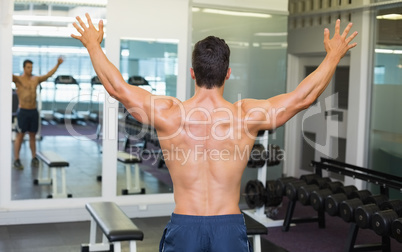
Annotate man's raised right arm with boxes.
[71,13,164,125]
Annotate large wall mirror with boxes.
[11,2,106,200]
[368,5,402,199]
[116,38,178,195]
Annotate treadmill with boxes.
[52,75,83,124]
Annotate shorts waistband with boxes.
[170,213,245,225]
[18,108,37,112]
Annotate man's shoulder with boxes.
[152,95,182,110]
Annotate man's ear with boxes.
[225,68,232,80]
[190,68,196,80]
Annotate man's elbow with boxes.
[298,95,316,111]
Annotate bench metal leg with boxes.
[113,242,121,252]
[252,235,261,252]
[129,241,137,252]
[34,162,52,185]
[52,169,58,196]
[123,163,144,195]
[86,218,110,252]
[49,168,70,198]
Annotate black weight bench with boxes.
[117,151,145,195]
[244,212,268,252]
[82,202,144,252]
[34,151,72,198]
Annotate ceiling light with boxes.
[375,49,402,54]
[375,49,393,54]
[13,25,107,38]
[13,15,106,25]
[376,14,402,20]
[202,9,271,18]
[12,46,90,54]
[14,0,107,7]
[254,32,288,37]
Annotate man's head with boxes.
[191,36,231,89]
[23,59,33,75]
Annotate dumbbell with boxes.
[247,144,268,168]
[391,217,402,243]
[371,200,402,237]
[265,180,283,207]
[311,177,332,189]
[310,181,344,211]
[338,190,373,222]
[325,185,358,216]
[354,194,389,229]
[285,174,322,201]
[297,177,332,206]
[244,180,267,209]
[275,177,299,197]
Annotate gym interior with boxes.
[1,0,402,251]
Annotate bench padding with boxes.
[86,202,144,242]
[117,151,141,164]
[36,151,69,167]
[244,213,268,235]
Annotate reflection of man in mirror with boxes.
[72,13,357,251]
[12,56,64,169]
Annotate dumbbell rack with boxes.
[243,130,284,228]
[312,158,402,252]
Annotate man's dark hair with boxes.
[192,36,230,89]
[23,59,33,68]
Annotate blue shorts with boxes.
[159,213,252,252]
[17,108,39,133]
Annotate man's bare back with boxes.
[156,89,258,215]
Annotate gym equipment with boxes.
[81,202,144,252]
[371,200,402,237]
[267,144,282,166]
[297,177,331,206]
[265,180,283,207]
[34,151,72,198]
[245,180,267,209]
[312,158,402,252]
[309,181,345,211]
[311,176,332,189]
[391,217,402,243]
[247,144,267,168]
[355,204,381,229]
[325,185,358,216]
[122,76,160,153]
[285,179,307,201]
[88,76,103,121]
[282,174,329,232]
[243,130,284,228]
[339,190,373,222]
[244,180,282,210]
[117,151,145,195]
[52,75,84,124]
[275,177,299,197]
[297,184,320,206]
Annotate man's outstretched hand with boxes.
[71,13,104,48]
[324,19,358,60]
